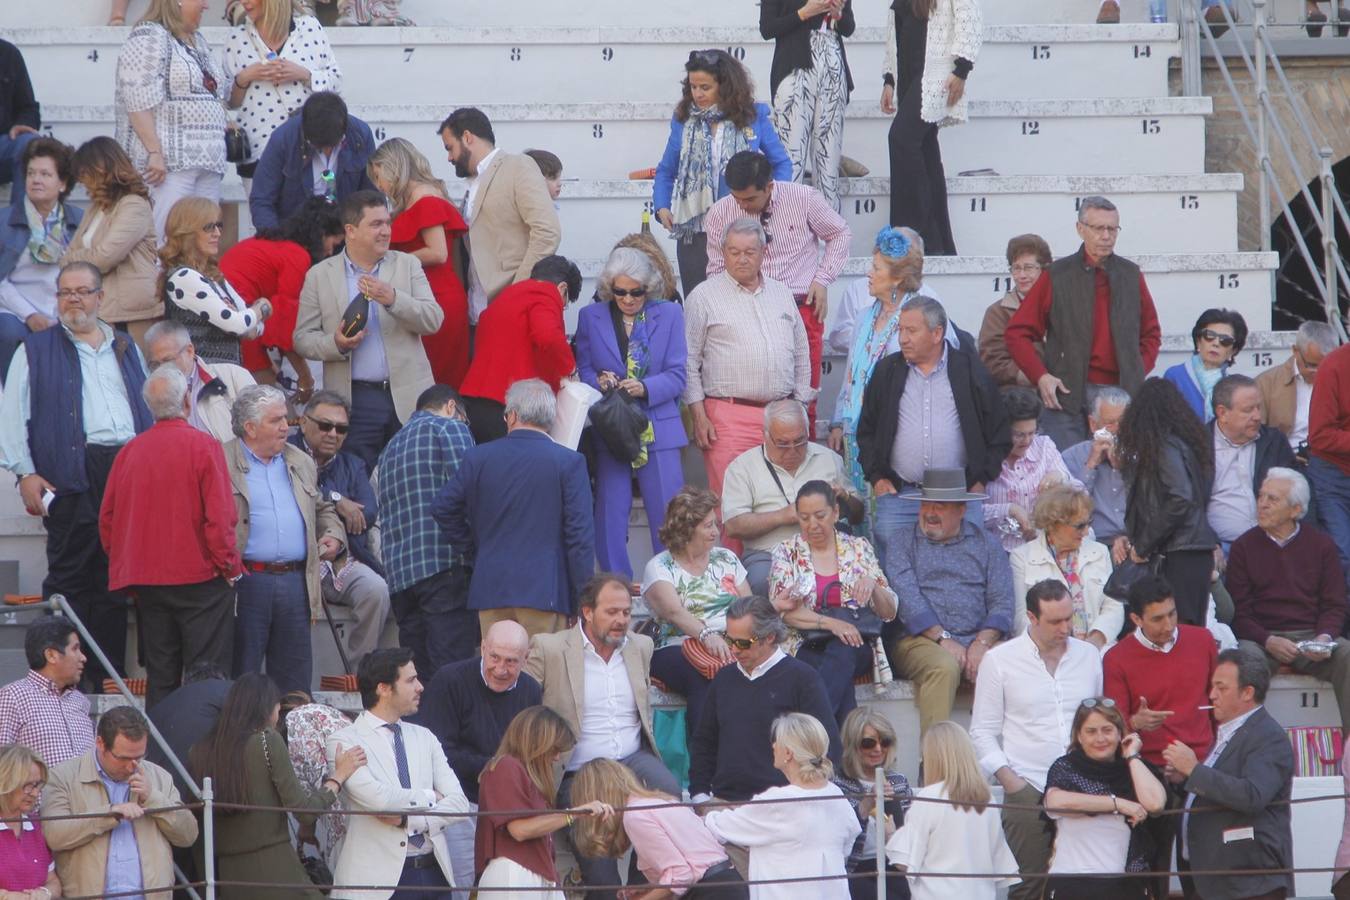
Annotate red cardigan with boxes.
[1103,624,1216,765]
[460,279,575,404]
[99,419,241,590]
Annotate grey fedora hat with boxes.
[897,467,988,502]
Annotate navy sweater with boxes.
[690,654,841,801]
[420,657,542,802]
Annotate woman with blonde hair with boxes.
[0,744,61,897]
[115,0,230,242]
[886,722,1019,900]
[832,708,911,900]
[570,758,746,899]
[476,707,612,900]
[704,712,859,900]
[62,137,158,350]
[369,138,470,387]
[159,197,269,365]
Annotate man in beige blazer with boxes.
[225,383,346,694]
[294,190,444,468]
[1255,319,1335,454]
[42,706,198,900]
[438,107,561,322]
[524,572,680,897]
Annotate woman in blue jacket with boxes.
[1163,308,1247,421]
[653,49,792,296]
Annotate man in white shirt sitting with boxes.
[970,579,1103,900]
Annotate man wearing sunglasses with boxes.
[1207,374,1295,555]
[291,390,392,665]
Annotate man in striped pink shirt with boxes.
[704,151,850,430]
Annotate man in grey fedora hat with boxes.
[883,467,1014,737]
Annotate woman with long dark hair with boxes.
[881,0,982,255]
[221,196,345,390]
[1118,377,1218,626]
[652,48,792,295]
[190,673,366,900]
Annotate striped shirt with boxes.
[0,670,95,768]
[703,181,851,295]
[683,271,814,405]
[376,410,475,593]
[983,435,1084,552]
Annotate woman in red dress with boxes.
[369,138,470,387]
[222,196,344,395]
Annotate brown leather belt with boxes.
[708,396,770,408]
[242,560,304,574]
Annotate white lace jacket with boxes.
[883,0,984,126]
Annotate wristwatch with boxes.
[936,630,953,643]
[329,491,342,503]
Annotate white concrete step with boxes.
[40,96,1213,183]
[3,25,1178,106]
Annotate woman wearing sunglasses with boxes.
[159,197,270,366]
[1163,308,1248,422]
[769,480,897,727]
[575,245,688,578]
[1043,697,1166,900]
[1008,484,1122,648]
[832,708,911,900]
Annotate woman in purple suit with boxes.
[575,246,688,577]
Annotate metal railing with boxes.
[1178,0,1350,340]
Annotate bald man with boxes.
[421,620,542,888]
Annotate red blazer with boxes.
[460,279,575,404]
[99,419,241,591]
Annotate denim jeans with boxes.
[871,492,984,572]
[1309,455,1350,580]
[233,569,312,693]
[0,312,29,384]
[0,130,37,187]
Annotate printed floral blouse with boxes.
[768,532,895,613]
[640,547,747,649]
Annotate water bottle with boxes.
[1150,0,1168,22]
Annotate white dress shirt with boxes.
[568,625,642,771]
[739,647,787,681]
[1292,376,1313,448]
[464,147,501,322]
[969,632,1103,792]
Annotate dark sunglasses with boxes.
[1199,329,1237,348]
[1081,697,1117,710]
[759,208,774,245]
[202,221,224,233]
[720,632,759,651]
[612,287,647,298]
[688,49,722,69]
[859,737,894,751]
[307,415,349,435]
[1070,520,1091,531]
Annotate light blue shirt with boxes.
[344,253,390,382]
[0,321,144,478]
[95,756,144,900]
[891,344,967,485]
[241,444,309,563]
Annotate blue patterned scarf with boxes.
[670,105,751,239]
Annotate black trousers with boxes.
[44,443,128,687]
[389,566,479,680]
[848,858,910,900]
[1047,875,1148,900]
[887,77,955,255]
[676,231,709,298]
[685,864,749,900]
[462,395,507,444]
[135,577,235,707]
[1161,549,1215,627]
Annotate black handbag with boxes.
[588,388,649,463]
[799,581,884,644]
[1103,554,1164,602]
[225,124,251,164]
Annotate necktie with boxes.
[386,723,425,848]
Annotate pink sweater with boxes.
[624,796,729,895]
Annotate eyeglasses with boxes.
[1070,520,1092,531]
[201,221,224,234]
[1080,697,1117,710]
[720,632,759,651]
[859,737,894,751]
[1010,263,1042,275]
[1198,329,1237,348]
[56,287,100,300]
[306,415,350,435]
[1080,224,1122,236]
[770,436,808,450]
[1010,429,1039,442]
[20,780,45,794]
[612,287,647,298]
[106,749,146,763]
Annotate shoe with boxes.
[1096,0,1121,24]
[839,156,870,177]
[1205,5,1233,38]
[1308,9,1328,36]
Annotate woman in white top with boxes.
[704,712,860,900]
[115,0,230,243]
[886,721,1020,900]
[224,0,342,183]
[1043,698,1165,900]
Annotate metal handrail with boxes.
[1180,0,1349,337]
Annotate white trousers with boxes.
[150,167,223,245]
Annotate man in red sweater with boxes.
[99,365,241,706]
[1308,341,1350,577]
[1003,196,1161,449]
[1228,466,1350,729]
[1104,573,1216,896]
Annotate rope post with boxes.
[874,766,886,900]
[1255,0,1271,252]
[203,776,216,900]
[1322,146,1341,329]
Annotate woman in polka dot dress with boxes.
[224,0,342,186]
[158,197,271,366]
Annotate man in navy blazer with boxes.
[432,378,595,637]
[248,92,375,231]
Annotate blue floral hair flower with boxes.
[875,227,912,260]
